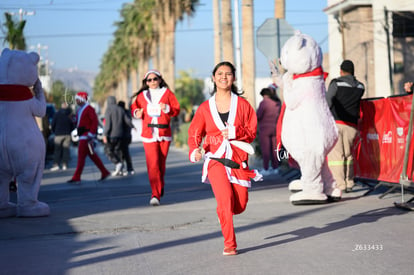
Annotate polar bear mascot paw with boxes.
[325,187,342,202]
[289,191,327,205]
[288,180,342,202]
[275,31,340,205]
[0,48,50,218]
[288,179,302,193]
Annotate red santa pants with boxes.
[143,141,170,200]
[72,140,109,181]
[208,161,248,250]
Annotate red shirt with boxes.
[76,103,98,140]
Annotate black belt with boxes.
[148,123,169,129]
[77,127,89,136]
[209,157,240,169]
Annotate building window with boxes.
[393,12,414,38]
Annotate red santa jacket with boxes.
[76,103,98,141]
[131,87,180,142]
[188,93,261,187]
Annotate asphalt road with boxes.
[1,142,413,275]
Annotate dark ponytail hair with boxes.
[210,61,243,96]
[260,87,281,103]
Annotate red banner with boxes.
[354,94,414,183]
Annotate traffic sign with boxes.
[256,18,295,61]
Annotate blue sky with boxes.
[1,0,329,78]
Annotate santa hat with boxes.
[144,69,161,80]
[75,91,88,102]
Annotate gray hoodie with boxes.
[104,96,127,138]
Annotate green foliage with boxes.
[175,70,205,112]
[174,122,190,148]
[49,80,77,107]
[172,69,204,148]
[93,0,201,103]
[2,13,26,50]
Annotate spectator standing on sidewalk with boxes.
[326,60,365,192]
[118,100,135,175]
[67,92,110,184]
[103,96,129,176]
[50,102,75,171]
[130,69,180,206]
[256,86,281,176]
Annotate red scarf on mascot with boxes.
[277,66,327,170]
[0,85,34,101]
[292,66,324,80]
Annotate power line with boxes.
[1,0,124,7]
[0,7,119,12]
[0,32,113,39]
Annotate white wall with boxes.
[325,0,414,97]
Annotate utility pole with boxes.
[213,0,222,64]
[384,7,394,95]
[220,0,234,64]
[275,0,285,19]
[30,43,49,75]
[30,43,52,93]
[340,10,346,60]
[241,0,255,107]
[275,0,285,58]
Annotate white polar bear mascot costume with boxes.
[272,31,342,205]
[0,48,50,217]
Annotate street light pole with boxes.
[30,44,49,75]
[7,8,35,21]
[233,0,242,91]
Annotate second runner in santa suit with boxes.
[67,92,110,184]
[187,61,262,256]
[130,69,180,206]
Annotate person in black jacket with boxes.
[103,96,130,176]
[118,101,136,175]
[50,102,75,171]
[326,60,365,192]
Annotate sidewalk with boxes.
[0,142,413,275]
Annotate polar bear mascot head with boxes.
[0,48,39,86]
[280,30,322,75]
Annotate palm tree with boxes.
[94,47,120,105]
[220,0,234,64]
[95,1,155,103]
[213,0,222,64]
[120,1,155,93]
[117,4,139,96]
[153,0,199,91]
[2,12,27,50]
[94,0,200,104]
[241,0,255,106]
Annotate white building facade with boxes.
[325,0,414,98]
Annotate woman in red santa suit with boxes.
[188,61,262,256]
[130,70,180,206]
[68,92,110,183]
